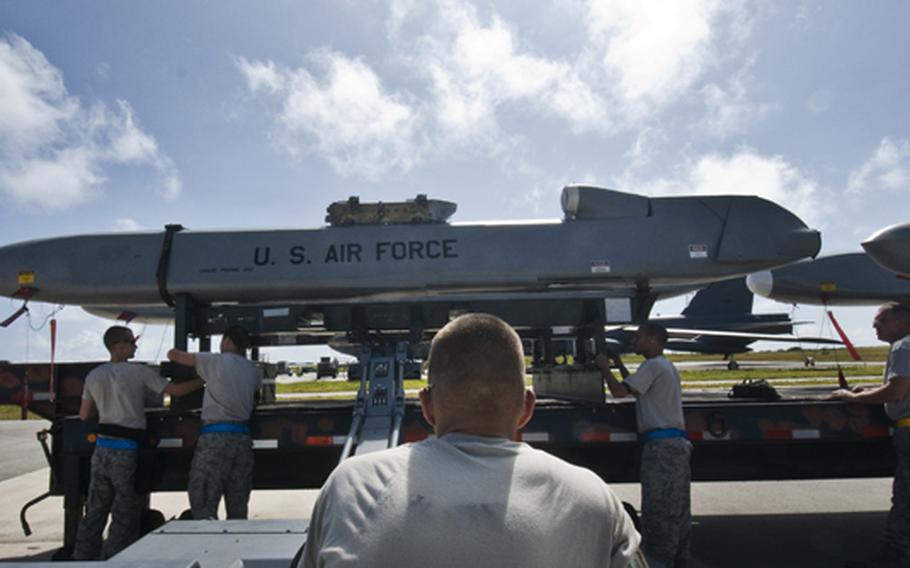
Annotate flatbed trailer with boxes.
[0,360,895,558]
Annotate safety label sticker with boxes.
[688,245,708,259]
[590,260,611,273]
[17,271,35,285]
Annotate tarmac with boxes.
[0,417,896,567]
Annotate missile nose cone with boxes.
[746,271,774,298]
[777,228,822,260]
[862,222,910,276]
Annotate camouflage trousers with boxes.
[188,432,254,519]
[640,437,692,568]
[72,446,141,560]
[882,427,910,560]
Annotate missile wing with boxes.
[863,222,910,277]
[746,252,910,306]
[1,186,820,328]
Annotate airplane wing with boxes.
[608,324,841,344]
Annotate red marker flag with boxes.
[827,311,862,362]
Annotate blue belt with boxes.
[201,423,250,435]
[642,428,687,443]
[96,437,139,450]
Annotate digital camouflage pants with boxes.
[640,437,692,568]
[882,427,910,561]
[188,432,254,519]
[72,446,141,560]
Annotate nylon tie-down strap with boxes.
[155,224,185,308]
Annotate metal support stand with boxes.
[339,341,409,463]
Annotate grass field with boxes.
[0,345,890,416]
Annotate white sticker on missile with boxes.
[688,245,708,259]
[590,260,611,273]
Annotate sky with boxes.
[0,1,908,364]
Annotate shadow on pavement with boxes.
[691,511,887,568]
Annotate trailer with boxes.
[0,288,895,564]
[0,359,894,561]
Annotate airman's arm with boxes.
[596,352,631,398]
[163,377,205,397]
[830,376,910,404]
[167,348,197,368]
[79,398,97,422]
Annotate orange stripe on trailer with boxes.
[305,435,335,446]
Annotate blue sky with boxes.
[0,1,908,363]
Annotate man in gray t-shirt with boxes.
[302,314,644,568]
[168,325,261,519]
[73,326,202,560]
[597,323,691,568]
[832,304,910,567]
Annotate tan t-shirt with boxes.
[82,362,169,430]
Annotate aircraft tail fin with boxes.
[682,278,754,318]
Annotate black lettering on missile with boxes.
[375,239,458,261]
[254,246,271,266]
[324,243,363,263]
[289,246,307,265]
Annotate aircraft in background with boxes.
[746,252,910,306]
[863,221,910,277]
[521,278,840,371]
[606,277,839,369]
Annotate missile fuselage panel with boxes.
[0,187,821,309]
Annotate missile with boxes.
[1,186,820,317]
[746,252,910,306]
[863,222,910,277]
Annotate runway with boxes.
[0,420,894,566]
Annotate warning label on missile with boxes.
[688,244,708,259]
[590,260,610,273]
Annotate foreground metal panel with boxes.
[746,252,910,306]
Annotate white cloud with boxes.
[114,217,144,231]
[236,50,421,180]
[700,62,772,138]
[0,33,181,209]
[237,0,761,177]
[587,0,719,106]
[846,137,910,194]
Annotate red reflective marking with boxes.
[579,431,613,443]
[862,426,891,438]
[305,435,334,446]
[687,431,703,441]
[763,430,793,440]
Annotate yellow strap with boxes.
[895,418,910,428]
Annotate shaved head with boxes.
[425,314,529,436]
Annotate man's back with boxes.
[304,433,640,568]
[83,362,166,430]
[195,352,261,421]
